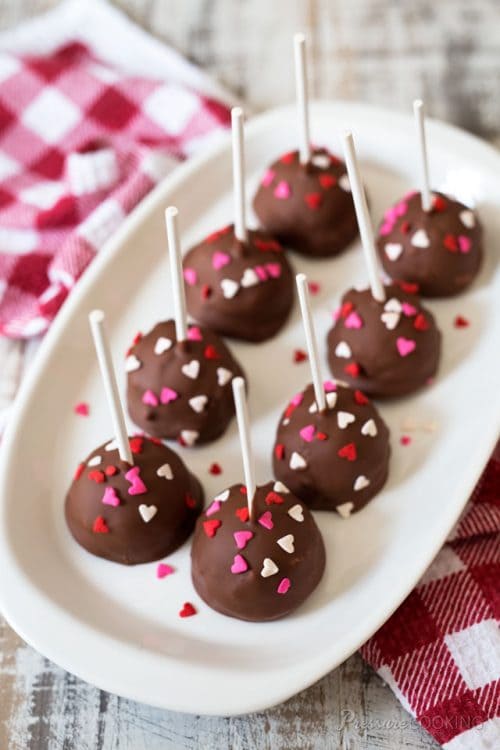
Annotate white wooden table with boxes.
[1,1,499,747]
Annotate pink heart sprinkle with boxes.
[396,337,417,357]
[157,563,174,579]
[277,577,291,595]
[255,265,268,281]
[160,387,178,405]
[74,402,89,416]
[188,326,203,341]
[324,380,336,392]
[290,392,304,407]
[401,302,417,317]
[212,251,231,270]
[262,168,275,187]
[345,311,363,329]
[142,389,159,406]
[231,554,248,574]
[395,201,408,217]
[183,268,197,286]
[102,487,120,507]
[125,466,148,495]
[234,530,254,550]
[258,511,273,530]
[265,263,281,278]
[379,222,393,236]
[206,500,221,517]
[274,180,291,200]
[458,235,472,253]
[300,424,315,442]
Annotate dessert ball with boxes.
[327,284,441,398]
[182,224,294,342]
[191,481,325,621]
[252,147,358,257]
[273,383,390,516]
[65,436,203,565]
[126,321,244,445]
[376,191,483,297]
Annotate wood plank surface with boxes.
[1,0,498,747]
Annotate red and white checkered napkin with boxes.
[361,444,500,749]
[0,0,231,338]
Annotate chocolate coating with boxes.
[183,224,294,342]
[327,285,441,398]
[273,383,390,515]
[252,148,358,257]
[191,482,325,621]
[126,321,244,445]
[65,436,203,565]
[376,191,483,297]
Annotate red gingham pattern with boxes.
[361,445,500,748]
[0,41,230,338]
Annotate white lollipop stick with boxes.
[231,107,247,243]
[342,132,386,303]
[231,377,256,517]
[165,206,188,342]
[414,99,432,212]
[89,310,133,465]
[296,274,327,412]
[294,33,311,165]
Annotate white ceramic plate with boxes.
[0,102,499,716]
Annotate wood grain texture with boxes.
[2,0,498,747]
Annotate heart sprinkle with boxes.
[454,315,470,328]
[181,359,200,379]
[157,463,173,480]
[217,367,232,386]
[203,519,221,537]
[102,487,120,507]
[154,337,172,355]
[277,534,295,554]
[125,466,148,495]
[88,470,105,483]
[209,462,222,475]
[92,516,109,534]
[214,489,230,502]
[204,345,220,360]
[288,504,304,522]
[160,387,178,405]
[258,511,274,530]
[326,391,338,409]
[265,492,284,507]
[235,507,249,522]
[234,530,254,550]
[308,281,321,295]
[261,558,279,578]
[179,602,197,618]
[293,349,308,363]
[220,278,239,299]
[142,389,159,407]
[205,500,221,517]
[345,311,363,329]
[274,180,291,199]
[336,502,354,519]
[381,311,400,330]
[189,395,208,413]
[74,402,89,416]
[156,563,174,579]
[231,554,248,574]
[337,411,355,429]
[354,390,369,405]
[338,442,357,461]
[459,209,475,229]
[361,418,377,437]
[273,481,289,493]
[275,443,285,460]
[344,362,360,377]
[299,424,315,442]
[183,268,197,285]
[458,235,471,253]
[400,435,412,446]
[411,229,430,248]
[187,326,203,341]
[74,463,85,480]
[396,337,417,357]
[261,168,275,186]
[338,174,351,192]
[277,578,291,595]
[88,455,102,467]
[385,243,403,261]
[335,341,352,358]
[180,430,199,447]
[319,174,336,189]
[305,192,322,210]
[290,452,307,470]
[354,475,370,491]
[212,251,231,270]
[241,268,259,287]
[414,313,429,331]
[129,436,144,455]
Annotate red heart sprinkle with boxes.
[400,435,412,446]
[254,238,282,252]
[74,463,85,480]
[340,301,354,318]
[316,432,328,441]
[185,493,197,509]
[240,485,247,495]
[88,470,105,483]
[344,362,360,377]
[179,602,197,618]
[148,436,163,445]
[354,389,369,405]
[293,349,308,363]
[129,436,144,454]
[235,507,249,522]
[105,465,118,476]
[93,516,109,534]
[205,225,231,243]
[275,443,285,460]
[74,402,89,417]
[280,151,295,164]
[201,284,212,299]
[177,435,187,447]
[398,281,419,294]
[433,195,447,212]
[126,332,142,355]
[265,491,284,506]
[400,220,411,234]
[443,234,458,252]
[284,404,296,419]
[305,192,323,210]
[308,281,320,295]
[204,345,220,359]
[203,519,221,538]
[414,313,430,331]
[338,443,357,461]
[454,315,470,328]
[319,174,336,189]
[209,462,222,475]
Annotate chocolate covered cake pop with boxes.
[126,320,244,445]
[253,147,358,257]
[327,284,441,398]
[376,190,483,297]
[66,436,203,565]
[191,481,325,621]
[273,382,390,516]
[183,223,294,342]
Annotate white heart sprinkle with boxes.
[87,455,102,467]
[181,429,198,446]
[311,153,331,169]
[384,297,402,313]
[361,418,378,437]
[288,504,304,522]
[240,268,259,287]
[125,354,141,372]
[214,489,230,502]
[335,341,352,359]
[326,392,338,409]
[181,359,200,379]
[339,174,351,192]
[354,475,370,491]
[154,337,172,355]
[157,463,173,480]
[282,418,290,426]
[337,411,355,429]
[138,504,157,523]
[277,534,295,554]
[290,451,307,470]
[217,367,232,387]
[411,229,430,248]
[220,278,239,299]
[309,402,318,413]
[459,209,475,229]
[381,311,400,330]
[261,558,279,578]
[189,395,208,413]
[336,502,354,519]
[273,481,290,494]
[105,439,118,452]
[385,242,403,261]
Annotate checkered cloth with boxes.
[361,444,500,748]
